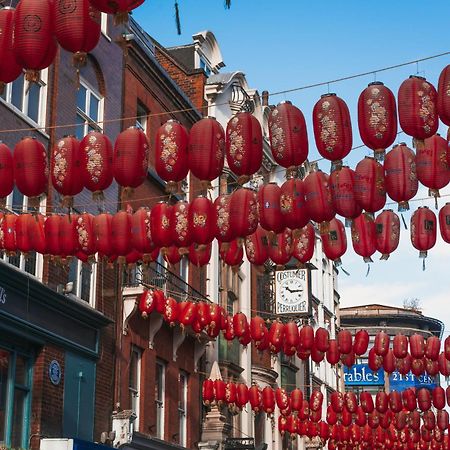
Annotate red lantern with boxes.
[188,243,211,267]
[398,75,438,144]
[368,347,383,371]
[44,215,61,256]
[351,213,377,262]
[341,349,356,368]
[445,336,450,360]
[155,120,189,191]
[396,354,412,375]
[269,320,284,354]
[336,330,352,356]
[60,213,79,259]
[15,214,33,254]
[330,166,362,220]
[257,183,285,234]
[268,229,293,266]
[248,385,262,412]
[304,170,335,225]
[76,213,96,256]
[236,383,249,409]
[437,65,450,126]
[410,207,436,259]
[233,312,249,339]
[150,202,173,248]
[315,327,330,353]
[425,358,439,376]
[292,223,315,264]
[358,82,397,160]
[384,143,418,211]
[383,349,396,374]
[393,334,408,359]
[354,157,386,214]
[163,296,179,327]
[226,112,262,182]
[171,200,191,251]
[313,93,352,166]
[433,386,446,410]
[311,346,325,364]
[374,331,390,357]
[268,101,308,170]
[353,329,369,356]
[326,339,340,365]
[250,316,268,346]
[111,211,132,258]
[220,239,243,268]
[188,117,225,184]
[208,304,225,333]
[326,405,338,425]
[438,203,450,243]
[244,226,269,266]
[412,356,425,375]
[178,301,197,328]
[229,188,258,239]
[290,389,303,413]
[131,208,154,256]
[275,387,290,411]
[280,178,309,231]
[29,214,46,254]
[310,390,323,412]
[439,351,450,376]
[262,386,275,415]
[284,321,300,356]
[114,127,149,190]
[425,336,441,361]
[389,391,402,413]
[196,302,211,330]
[213,195,233,243]
[344,391,357,413]
[214,379,226,406]
[138,289,158,319]
[417,388,431,411]
[0,8,22,87]
[416,134,450,200]
[54,0,100,65]
[330,392,344,413]
[375,210,400,260]
[321,218,347,265]
[189,196,215,245]
[360,391,374,413]
[13,0,57,81]
[93,213,112,258]
[88,0,144,15]
[0,143,13,200]
[225,382,237,407]
[202,379,214,406]
[222,315,235,341]
[14,137,48,198]
[437,410,449,431]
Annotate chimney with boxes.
[262,90,269,106]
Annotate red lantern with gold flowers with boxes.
[177,301,197,328]
[188,243,211,267]
[321,218,347,265]
[114,127,149,191]
[351,213,377,262]
[374,331,390,357]
[425,336,441,361]
[220,239,243,268]
[131,207,154,256]
[244,226,269,266]
[398,75,438,145]
[313,93,352,167]
[368,348,382,371]
[171,200,191,251]
[439,351,450,376]
[330,392,344,413]
[54,0,100,66]
[248,385,262,412]
[138,289,156,318]
[360,391,374,413]
[310,390,323,412]
[226,112,262,183]
[202,379,214,406]
[250,316,268,346]
[257,183,285,234]
[111,211,132,259]
[189,196,214,245]
[358,82,397,161]
[393,334,408,359]
[155,120,189,192]
[304,170,335,226]
[315,327,330,353]
[275,387,290,411]
[268,229,293,266]
[196,301,211,330]
[163,297,179,327]
[93,213,112,257]
[411,358,424,376]
[262,386,275,415]
[80,131,113,199]
[14,137,48,198]
[383,349,396,374]
[284,321,300,356]
[353,329,369,356]
[410,206,436,260]
[151,202,173,249]
[417,388,431,412]
[76,213,96,257]
[438,203,450,243]
[437,65,450,126]
[13,0,57,82]
[188,117,225,185]
[354,157,386,214]
[437,410,449,431]
[213,379,226,406]
[384,143,418,211]
[268,101,308,171]
[433,386,446,410]
[232,312,249,339]
[0,142,14,200]
[330,166,362,221]
[416,134,450,200]
[0,7,22,89]
[280,178,309,231]
[269,320,284,354]
[292,223,315,264]
[290,389,303,413]
[213,195,233,243]
[409,334,425,359]
[51,136,83,205]
[375,210,400,260]
[15,214,33,254]
[229,187,258,239]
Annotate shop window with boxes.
[0,347,32,449]
[75,80,103,140]
[0,70,48,126]
[155,360,165,439]
[178,371,188,446]
[136,101,149,133]
[68,257,97,306]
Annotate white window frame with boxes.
[76,79,104,139]
[0,69,48,129]
[136,101,148,133]
[129,346,142,432]
[100,13,110,39]
[68,256,98,307]
[178,371,188,446]
[155,360,165,440]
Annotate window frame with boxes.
[136,101,149,133]
[178,371,188,446]
[76,79,104,140]
[129,346,142,432]
[68,256,98,307]
[155,360,165,440]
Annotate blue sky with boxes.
[134,1,450,335]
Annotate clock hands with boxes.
[286,287,303,294]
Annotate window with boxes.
[76,80,103,139]
[0,347,32,449]
[136,101,148,133]
[179,257,188,285]
[100,13,109,36]
[254,411,266,448]
[178,372,188,446]
[0,70,48,126]
[155,360,165,439]
[68,257,97,305]
[129,346,142,432]
[199,58,211,76]
[280,353,297,393]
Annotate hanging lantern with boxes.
[155,120,189,192]
[384,143,418,211]
[13,0,57,82]
[315,327,330,353]
[393,334,408,359]
[113,127,149,191]
[171,200,191,251]
[250,316,268,346]
[208,303,225,334]
[196,302,211,330]
[326,339,340,366]
[244,226,269,266]
[398,75,438,146]
[344,391,358,413]
[437,410,449,431]
[437,65,450,125]
[351,213,377,262]
[14,137,48,198]
[268,229,293,266]
[353,329,369,356]
[269,320,285,354]
[220,239,243,268]
[202,379,215,406]
[279,180,308,239]
[425,358,439,376]
[138,289,157,318]
[360,391,374,413]
[232,312,249,339]
[225,382,237,408]
[290,389,303,413]
[189,196,215,245]
[416,134,450,201]
[375,210,400,260]
[354,157,386,214]
[374,331,390,357]
[226,112,262,183]
[163,297,179,327]
[54,0,101,67]
[88,0,144,22]
[341,350,355,368]
[178,301,197,328]
[396,353,412,375]
[229,188,258,239]
[163,246,181,265]
[248,385,262,412]
[438,202,450,243]
[0,7,22,89]
[0,142,14,201]
[214,379,226,406]
[29,213,46,255]
[76,213,96,257]
[358,82,397,160]
[355,407,367,427]
[337,329,352,355]
[310,390,323,412]
[188,243,211,267]
[284,321,300,356]
[329,166,362,221]
[383,349,396,374]
[111,211,132,259]
[131,207,154,256]
[425,336,441,361]
[257,183,285,234]
[298,325,314,351]
[330,392,344,413]
[409,334,425,359]
[93,213,113,258]
[80,131,114,199]
[60,213,79,259]
[410,207,436,260]
[439,351,450,377]
[304,170,335,226]
[326,405,338,426]
[150,202,173,249]
[188,117,225,186]
[433,386,446,410]
[275,387,290,412]
[235,383,249,410]
[51,136,83,206]
[321,218,347,265]
[213,195,234,243]
[262,386,275,415]
[313,93,352,168]
[268,101,308,172]
[417,388,431,411]
[368,347,383,371]
[292,223,315,264]
[15,214,33,254]
[310,345,325,364]
[44,215,61,256]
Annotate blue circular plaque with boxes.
[49,360,62,385]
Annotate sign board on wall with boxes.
[343,364,384,386]
[389,371,438,391]
[274,269,309,315]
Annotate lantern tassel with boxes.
[174,1,181,35]
[330,159,343,172]
[429,188,440,209]
[61,195,74,208]
[419,250,427,259]
[401,213,408,230]
[374,148,385,162]
[285,166,297,180]
[398,201,409,212]
[334,257,342,267]
[380,253,390,261]
[224,0,231,8]
[165,181,178,194]
[423,258,426,271]
[344,218,353,228]
[340,266,350,276]
[365,262,371,277]
[237,175,250,186]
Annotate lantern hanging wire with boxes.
[174,1,181,35]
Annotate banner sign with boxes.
[343,364,384,386]
[389,371,438,391]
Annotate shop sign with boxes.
[344,363,384,386]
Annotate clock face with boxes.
[280,277,305,304]
[275,269,309,315]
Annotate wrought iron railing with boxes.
[225,438,255,450]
